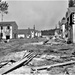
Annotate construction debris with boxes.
[0,52,37,74]
[0,38,74,75]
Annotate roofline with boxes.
[18,29,41,32]
[0,21,16,23]
[0,21,18,26]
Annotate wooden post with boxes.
[68,12,73,43]
[68,24,73,43]
[70,25,73,43]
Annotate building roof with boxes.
[0,21,18,27]
[67,7,75,18]
[18,29,41,35]
[18,29,30,35]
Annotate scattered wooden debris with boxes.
[0,52,37,74]
[32,60,75,71]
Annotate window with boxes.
[1,26,3,30]
[7,26,10,29]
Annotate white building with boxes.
[18,28,41,39]
[0,21,18,39]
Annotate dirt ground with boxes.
[0,38,75,75]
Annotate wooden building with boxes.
[0,21,18,40]
[65,7,75,43]
[18,28,41,38]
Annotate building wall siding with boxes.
[0,22,18,39]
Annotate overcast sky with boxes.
[1,0,68,30]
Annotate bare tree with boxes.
[69,0,74,7]
[0,1,8,22]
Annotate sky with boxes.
[1,0,68,30]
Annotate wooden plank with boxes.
[0,57,28,74]
[0,52,34,74]
[1,53,37,74]
[32,60,75,71]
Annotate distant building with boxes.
[60,17,67,38]
[18,26,41,38]
[59,6,75,43]
[0,21,18,39]
[65,7,75,43]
